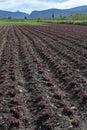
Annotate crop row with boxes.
[0,24,87,130]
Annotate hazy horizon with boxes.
[0,0,87,14]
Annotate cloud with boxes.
[0,0,22,11]
[0,0,86,13]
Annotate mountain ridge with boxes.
[0,5,87,19]
[0,10,29,19]
[29,5,87,19]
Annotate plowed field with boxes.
[0,24,87,130]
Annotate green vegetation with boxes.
[0,19,45,26]
[45,19,87,25]
[0,14,87,26]
[47,14,87,25]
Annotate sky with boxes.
[0,0,87,14]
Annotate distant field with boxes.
[45,19,87,25]
[0,19,45,26]
[0,19,87,26]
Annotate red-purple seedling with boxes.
[0,74,6,79]
[57,99,66,107]
[38,67,44,74]
[81,79,86,83]
[10,107,20,118]
[10,98,19,104]
[58,68,63,74]
[8,89,16,97]
[9,66,15,71]
[54,91,62,99]
[82,92,87,101]
[69,80,77,87]
[0,79,5,84]
[46,122,55,129]
[33,58,38,62]
[55,66,60,71]
[0,97,3,102]
[49,86,57,91]
[61,72,66,78]
[73,88,81,94]
[47,81,54,86]
[71,119,80,126]
[26,73,33,80]
[37,101,46,108]
[10,74,15,81]
[0,89,4,96]
[39,109,51,117]
[63,76,70,83]
[63,106,73,115]
[49,59,55,65]
[1,69,6,73]
[26,66,31,72]
[42,76,50,81]
[8,84,15,88]
[54,64,59,68]
[8,118,20,127]
[34,94,42,102]
[9,71,15,75]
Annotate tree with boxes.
[8,16,12,19]
[24,16,27,20]
[52,13,54,19]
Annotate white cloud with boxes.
[0,0,87,13]
[0,0,22,11]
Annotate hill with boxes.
[29,5,87,19]
[0,6,87,19]
[0,10,29,19]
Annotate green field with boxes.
[0,19,87,26]
[0,19,46,26]
[45,19,87,25]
